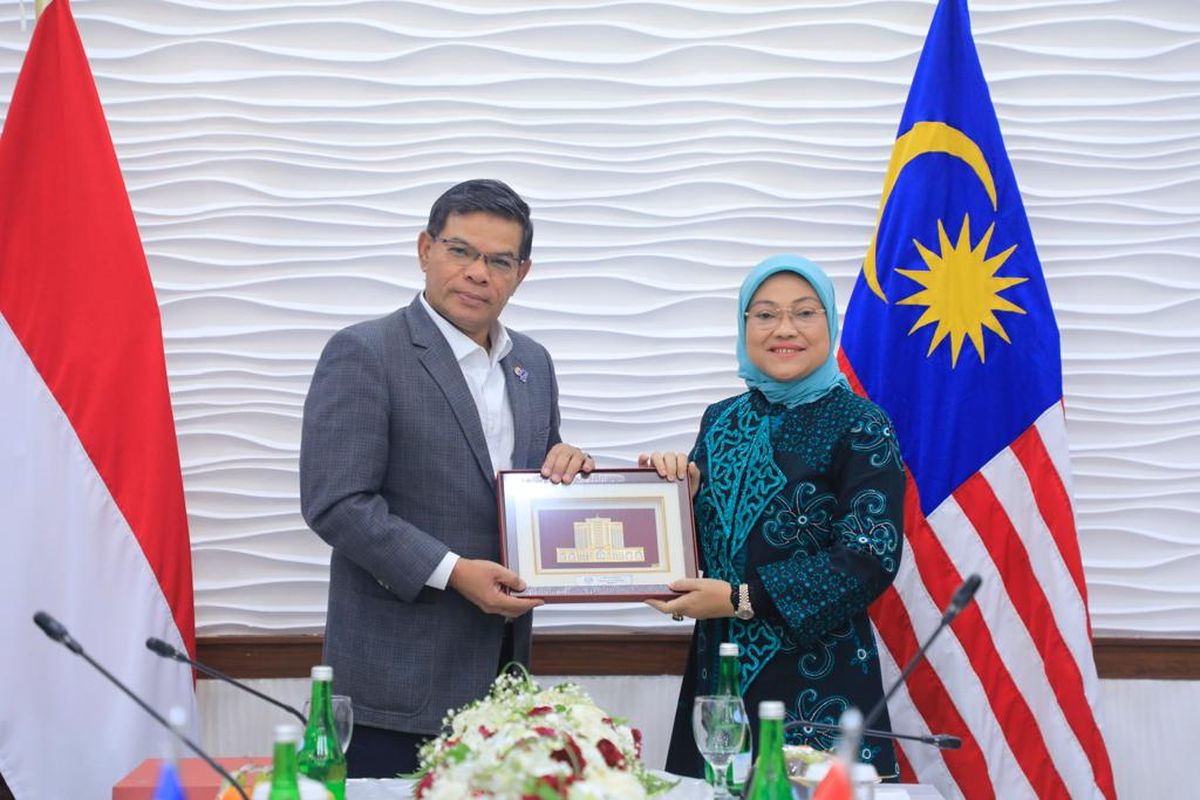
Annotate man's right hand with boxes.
[448,558,544,618]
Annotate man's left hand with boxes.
[540,444,595,484]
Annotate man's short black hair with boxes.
[426,179,533,261]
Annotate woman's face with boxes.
[744,272,831,383]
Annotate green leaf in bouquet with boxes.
[444,742,471,764]
[521,774,570,800]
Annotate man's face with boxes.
[418,211,530,349]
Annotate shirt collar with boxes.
[419,291,513,366]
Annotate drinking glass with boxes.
[303,694,354,753]
[692,695,749,798]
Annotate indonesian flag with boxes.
[0,2,197,797]
[840,1,1114,798]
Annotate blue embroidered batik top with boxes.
[665,385,905,779]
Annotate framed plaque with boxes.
[497,468,699,602]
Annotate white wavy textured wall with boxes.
[1,0,1196,637]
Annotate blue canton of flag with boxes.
[840,0,1062,515]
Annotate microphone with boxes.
[861,573,982,732]
[32,612,250,800]
[33,610,82,654]
[943,573,983,622]
[145,637,308,727]
[783,717,961,750]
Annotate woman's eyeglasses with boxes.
[744,306,826,330]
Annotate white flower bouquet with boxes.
[414,668,674,799]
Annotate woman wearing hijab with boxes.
[641,254,903,779]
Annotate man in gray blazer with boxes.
[300,179,592,777]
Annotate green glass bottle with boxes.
[705,643,753,795]
[298,665,347,800]
[268,724,302,800]
[744,700,792,800]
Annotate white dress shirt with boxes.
[419,292,516,589]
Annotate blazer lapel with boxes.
[502,350,532,470]
[406,299,495,486]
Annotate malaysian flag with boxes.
[839,1,1115,797]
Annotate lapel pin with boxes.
[514,365,528,384]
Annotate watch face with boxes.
[735,608,753,621]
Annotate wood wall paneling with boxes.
[197,635,1200,681]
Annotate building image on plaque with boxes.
[533,505,662,571]
[556,516,645,563]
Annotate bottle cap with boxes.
[719,642,739,657]
[167,705,188,729]
[274,723,299,742]
[311,665,333,681]
[839,706,863,735]
[759,700,785,719]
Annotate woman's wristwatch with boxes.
[730,583,754,621]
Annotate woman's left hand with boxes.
[646,578,735,620]
[637,452,702,501]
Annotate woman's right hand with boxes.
[638,452,701,500]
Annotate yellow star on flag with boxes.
[896,214,1027,367]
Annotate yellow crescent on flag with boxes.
[862,121,999,302]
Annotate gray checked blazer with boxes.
[299,295,561,735]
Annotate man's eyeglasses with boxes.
[744,306,827,330]
[434,237,524,275]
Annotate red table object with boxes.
[113,756,271,800]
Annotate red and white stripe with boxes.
[0,322,197,799]
[0,2,196,797]
[867,404,1116,799]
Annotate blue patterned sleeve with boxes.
[756,403,905,645]
[688,404,723,577]
[687,404,712,474]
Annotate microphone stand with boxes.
[146,637,307,726]
[739,576,981,790]
[861,573,982,732]
[33,612,250,800]
[784,718,961,750]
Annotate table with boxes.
[346,775,946,799]
[344,774,708,799]
[116,759,945,799]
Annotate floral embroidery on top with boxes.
[849,404,903,472]
[797,619,854,680]
[835,488,901,574]
[761,481,837,552]
[786,689,883,765]
[847,625,878,675]
[787,688,849,751]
